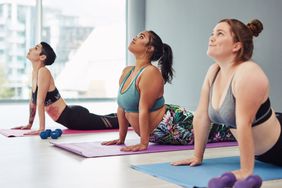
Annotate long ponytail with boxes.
[148,31,174,84]
[159,43,173,83]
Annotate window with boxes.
[42,0,126,99]
[0,1,35,99]
[0,0,126,99]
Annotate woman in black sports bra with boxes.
[12,42,118,135]
[172,19,282,181]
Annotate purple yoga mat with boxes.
[50,139,237,158]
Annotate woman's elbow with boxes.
[36,102,45,109]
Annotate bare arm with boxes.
[117,107,129,142]
[121,66,164,152]
[23,67,51,135]
[36,68,52,132]
[232,63,268,179]
[28,101,36,127]
[172,64,218,166]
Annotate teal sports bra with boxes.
[117,67,165,112]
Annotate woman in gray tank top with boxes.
[172,18,282,183]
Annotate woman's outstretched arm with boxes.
[172,64,218,166]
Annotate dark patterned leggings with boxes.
[149,104,236,145]
[56,105,119,130]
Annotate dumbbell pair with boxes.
[40,129,63,139]
[208,172,262,188]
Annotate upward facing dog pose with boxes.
[102,30,235,152]
[13,42,118,135]
[172,19,282,181]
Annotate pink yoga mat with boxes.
[0,128,126,137]
[0,129,35,137]
[50,139,238,158]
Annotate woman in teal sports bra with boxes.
[102,30,235,151]
[172,19,282,181]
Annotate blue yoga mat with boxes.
[131,156,282,188]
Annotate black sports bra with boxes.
[32,86,61,106]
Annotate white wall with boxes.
[145,0,282,111]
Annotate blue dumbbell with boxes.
[208,172,236,188]
[45,129,52,136]
[39,129,52,139]
[54,128,63,137]
[50,129,62,139]
[233,175,262,188]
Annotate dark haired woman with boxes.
[13,42,118,135]
[102,31,235,151]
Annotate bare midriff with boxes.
[45,98,67,121]
[125,105,166,135]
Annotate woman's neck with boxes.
[216,59,242,80]
[32,60,44,71]
[135,59,151,70]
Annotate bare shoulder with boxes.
[122,66,134,73]
[38,67,51,75]
[237,60,261,70]
[207,63,220,75]
[143,65,161,75]
[141,65,163,82]
[119,66,134,85]
[205,63,220,86]
[236,61,269,85]
[234,61,269,95]
[121,66,134,77]
[37,67,52,88]
[138,65,163,92]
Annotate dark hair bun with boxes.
[247,19,263,37]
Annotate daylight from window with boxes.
[0,0,126,99]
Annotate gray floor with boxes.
[0,102,281,188]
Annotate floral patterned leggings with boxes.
[149,104,235,145]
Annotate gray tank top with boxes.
[208,68,272,129]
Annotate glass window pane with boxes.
[0,0,126,100]
[0,1,36,99]
[42,0,126,99]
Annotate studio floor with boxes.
[0,102,282,187]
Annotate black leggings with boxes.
[56,105,119,130]
[255,112,282,166]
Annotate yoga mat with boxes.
[50,139,237,158]
[0,128,128,137]
[0,129,36,137]
[132,156,282,188]
[62,127,133,134]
